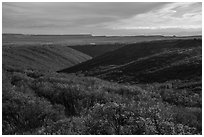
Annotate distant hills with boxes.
[3,33,201,46]
[3,33,202,83]
[59,38,202,83]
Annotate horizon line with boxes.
[2,33,202,37]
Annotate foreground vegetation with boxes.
[3,66,201,135]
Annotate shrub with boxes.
[2,88,66,134]
[84,102,146,135]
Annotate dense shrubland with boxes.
[2,68,201,135]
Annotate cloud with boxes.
[105,2,202,31]
[2,2,202,35]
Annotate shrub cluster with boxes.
[2,70,202,135]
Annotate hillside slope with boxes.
[95,47,201,83]
[3,45,91,71]
[59,39,202,83]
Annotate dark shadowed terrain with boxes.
[59,39,201,83]
[69,43,125,57]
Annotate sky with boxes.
[2,2,202,36]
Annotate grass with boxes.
[3,45,91,71]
